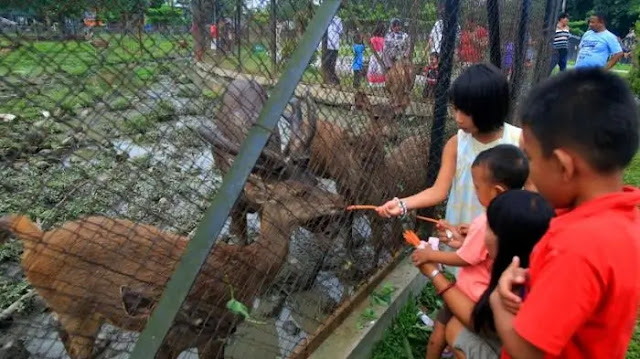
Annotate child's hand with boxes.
[411,247,433,267]
[493,256,529,315]
[457,224,470,237]
[436,220,464,249]
[376,199,402,218]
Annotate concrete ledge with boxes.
[309,256,427,359]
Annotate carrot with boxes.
[403,230,421,248]
[416,215,439,224]
[345,205,378,211]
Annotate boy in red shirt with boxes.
[490,68,640,358]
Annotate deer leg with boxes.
[198,338,225,359]
[230,204,249,245]
[57,314,103,359]
[371,217,386,268]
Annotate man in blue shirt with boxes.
[575,13,623,70]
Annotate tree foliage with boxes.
[566,0,640,35]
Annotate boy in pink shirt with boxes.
[412,144,529,359]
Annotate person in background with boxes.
[367,22,386,87]
[550,12,570,72]
[423,52,440,98]
[622,27,637,64]
[492,68,640,359]
[323,15,343,85]
[383,18,410,69]
[502,41,514,79]
[525,35,535,68]
[575,13,623,70]
[352,33,365,89]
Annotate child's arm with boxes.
[418,262,477,329]
[490,258,544,359]
[376,135,458,217]
[412,247,469,267]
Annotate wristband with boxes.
[438,282,456,296]
[427,268,440,280]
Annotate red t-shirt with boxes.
[502,186,640,359]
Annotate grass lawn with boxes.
[0,34,193,120]
[371,155,640,359]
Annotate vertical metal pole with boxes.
[128,1,342,358]
[236,0,242,68]
[426,0,459,187]
[486,0,501,68]
[561,0,566,12]
[532,0,558,84]
[271,0,277,73]
[510,0,531,117]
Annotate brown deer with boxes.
[198,78,318,245]
[85,31,109,49]
[0,177,344,359]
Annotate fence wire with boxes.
[0,0,555,358]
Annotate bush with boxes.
[569,20,588,37]
[146,5,186,26]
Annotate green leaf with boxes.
[226,299,251,320]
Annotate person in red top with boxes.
[490,68,640,359]
[459,21,489,65]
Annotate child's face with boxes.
[452,106,477,134]
[471,164,505,208]
[484,225,498,259]
[430,56,439,66]
[522,126,576,208]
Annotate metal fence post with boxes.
[532,0,558,84]
[426,0,459,187]
[127,1,341,357]
[510,0,531,118]
[487,0,501,68]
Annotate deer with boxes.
[0,175,344,359]
[197,78,318,245]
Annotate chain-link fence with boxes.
[0,0,559,358]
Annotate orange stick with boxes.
[345,205,378,211]
[416,215,439,224]
[403,230,421,247]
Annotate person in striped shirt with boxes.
[550,12,570,73]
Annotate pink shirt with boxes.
[455,213,492,302]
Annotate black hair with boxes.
[430,51,440,59]
[472,144,529,190]
[519,68,639,173]
[593,13,607,25]
[354,33,363,44]
[373,22,386,37]
[471,190,555,333]
[449,63,510,134]
[391,18,402,28]
[558,12,569,21]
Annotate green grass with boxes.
[0,35,189,121]
[371,155,640,359]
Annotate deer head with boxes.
[244,175,344,223]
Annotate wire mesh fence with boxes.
[0,0,558,358]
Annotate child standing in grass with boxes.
[412,144,530,359]
[376,63,522,228]
[352,34,365,89]
[491,68,640,359]
[422,52,440,98]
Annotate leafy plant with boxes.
[371,282,397,307]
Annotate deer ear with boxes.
[120,285,157,318]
